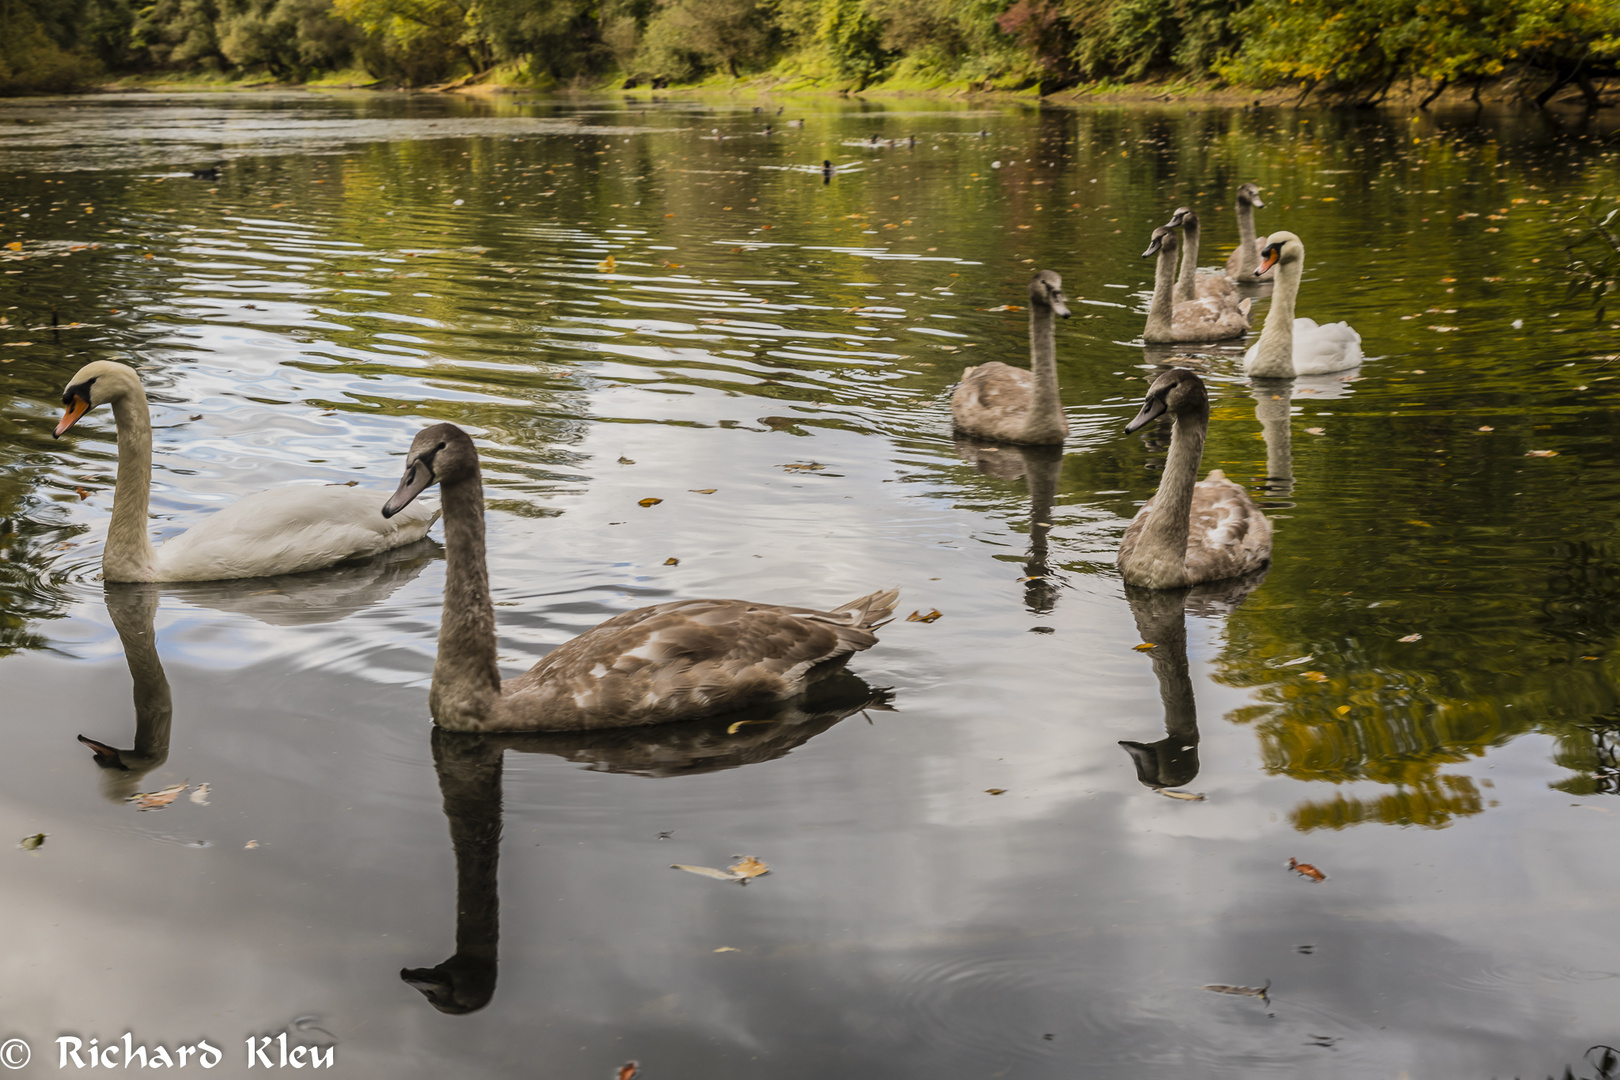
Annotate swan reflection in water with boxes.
[954,439,1063,615]
[402,673,893,1015]
[1119,575,1265,793]
[78,543,436,799]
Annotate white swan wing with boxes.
[152,484,439,581]
[1290,317,1363,375]
[502,591,898,730]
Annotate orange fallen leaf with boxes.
[907,609,943,623]
[598,254,617,272]
[1398,633,1422,643]
[617,1063,639,1080]
[4,242,20,251]
[1303,671,1328,682]
[985,788,1006,795]
[1288,857,1326,882]
[1478,425,1494,432]
[638,497,662,507]
[129,782,187,811]
[1526,450,1558,457]
[671,855,771,884]
[75,487,89,500]
[663,557,679,565]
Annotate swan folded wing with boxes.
[1170,297,1248,342]
[152,485,439,581]
[1184,471,1272,581]
[501,593,895,731]
[1291,317,1364,375]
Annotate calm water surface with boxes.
[2,91,1620,1078]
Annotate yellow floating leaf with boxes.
[713,947,739,953]
[1526,450,1558,457]
[906,609,943,623]
[985,788,1006,795]
[1155,789,1205,801]
[729,855,769,879]
[4,242,19,251]
[1398,633,1422,643]
[638,497,662,507]
[664,557,679,566]
[597,254,616,272]
[19,832,45,850]
[618,455,635,465]
[244,840,259,849]
[1334,705,1351,716]
[689,488,717,494]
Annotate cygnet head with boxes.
[383,422,478,518]
[1028,270,1071,318]
[1142,225,1179,259]
[1165,206,1199,230]
[1237,182,1264,208]
[1125,368,1208,433]
[55,360,143,438]
[1255,230,1304,276]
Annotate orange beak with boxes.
[54,395,91,438]
[1256,246,1280,276]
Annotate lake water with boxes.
[2,90,1619,1078]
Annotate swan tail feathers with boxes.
[831,587,901,631]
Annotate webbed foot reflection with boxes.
[403,673,892,1014]
[954,439,1064,615]
[1119,574,1266,791]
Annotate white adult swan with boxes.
[1143,227,1250,344]
[951,270,1070,444]
[53,360,438,582]
[381,422,898,732]
[1242,231,1364,377]
[1165,208,1239,304]
[1117,369,1271,588]
[1225,182,1267,280]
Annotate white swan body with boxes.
[952,269,1070,445]
[383,423,897,733]
[1143,226,1250,344]
[1166,208,1239,304]
[1241,232,1363,378]
[54,360,438,582]
[1118,369,1271,589]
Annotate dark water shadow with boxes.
[953,438,1062,615]
[401,672,892,1015]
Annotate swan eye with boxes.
[436,442,446,451]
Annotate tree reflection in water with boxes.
[402,673,892,1015]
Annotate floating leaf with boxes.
[1288,857,1326,882]
[689,488,717,494]
[597,254,617,272]
[244,840,259,849]
[729,855,769,879]
[1334,705,1351,716]
[618,455,635,465]
[1132,642,1156,651]
[1304,427,1325,435]
[1302,671,1329,682]
[1398,633,1422,643]
[713,946,739,953]
[638,497,663,507]
[75,487,89,500]
[4,242,20,251]
[189,414,203,421]
[616,1062,639,1080]
[1155,789,1206,801]
[189,783,211,805]
[1526,450,1558,457]
[1478,425,1494,432]
[780,462,826,472]
[19,832,45,850]
[663,557,679,566]
[1203,981,1270,1002]
[906,609,943,623]
[985,788,1007,795]
[671,855,770,884]
[130,782,187,811]
[987,304,1024,312]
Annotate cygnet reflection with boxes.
[402,673,892,1015]
[954,438,1063,615]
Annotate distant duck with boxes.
[382,423,898,732]
[1164,207,1239,304]
[190,165,220,181]
[950,270,1070,445]
[1118,369,1272,589]
[1225,182,1267,280]
[822,159,834,184]
[52,361,438,582]
[1242,231,1363,377]
[789,118,804,127]
[1142,226,1250,344]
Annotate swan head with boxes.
[1255,230,1303,276]
[54,360,142,438]
[1237,182,1264,209]
[1165,206,1199,231]
[1027,270,1070,318]
[1142,225,1178,259]
[383,422,477,518]
[1125,368,1207,433]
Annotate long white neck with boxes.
[1246,256,1302,378]
[1174,219,1200,304]
[1235,201,1258,276]
[1022,300,1067,443]
[104,389,160,582]
[430,469,504,731]
[1144,242,1177,341]
[1133,411,1206,585]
